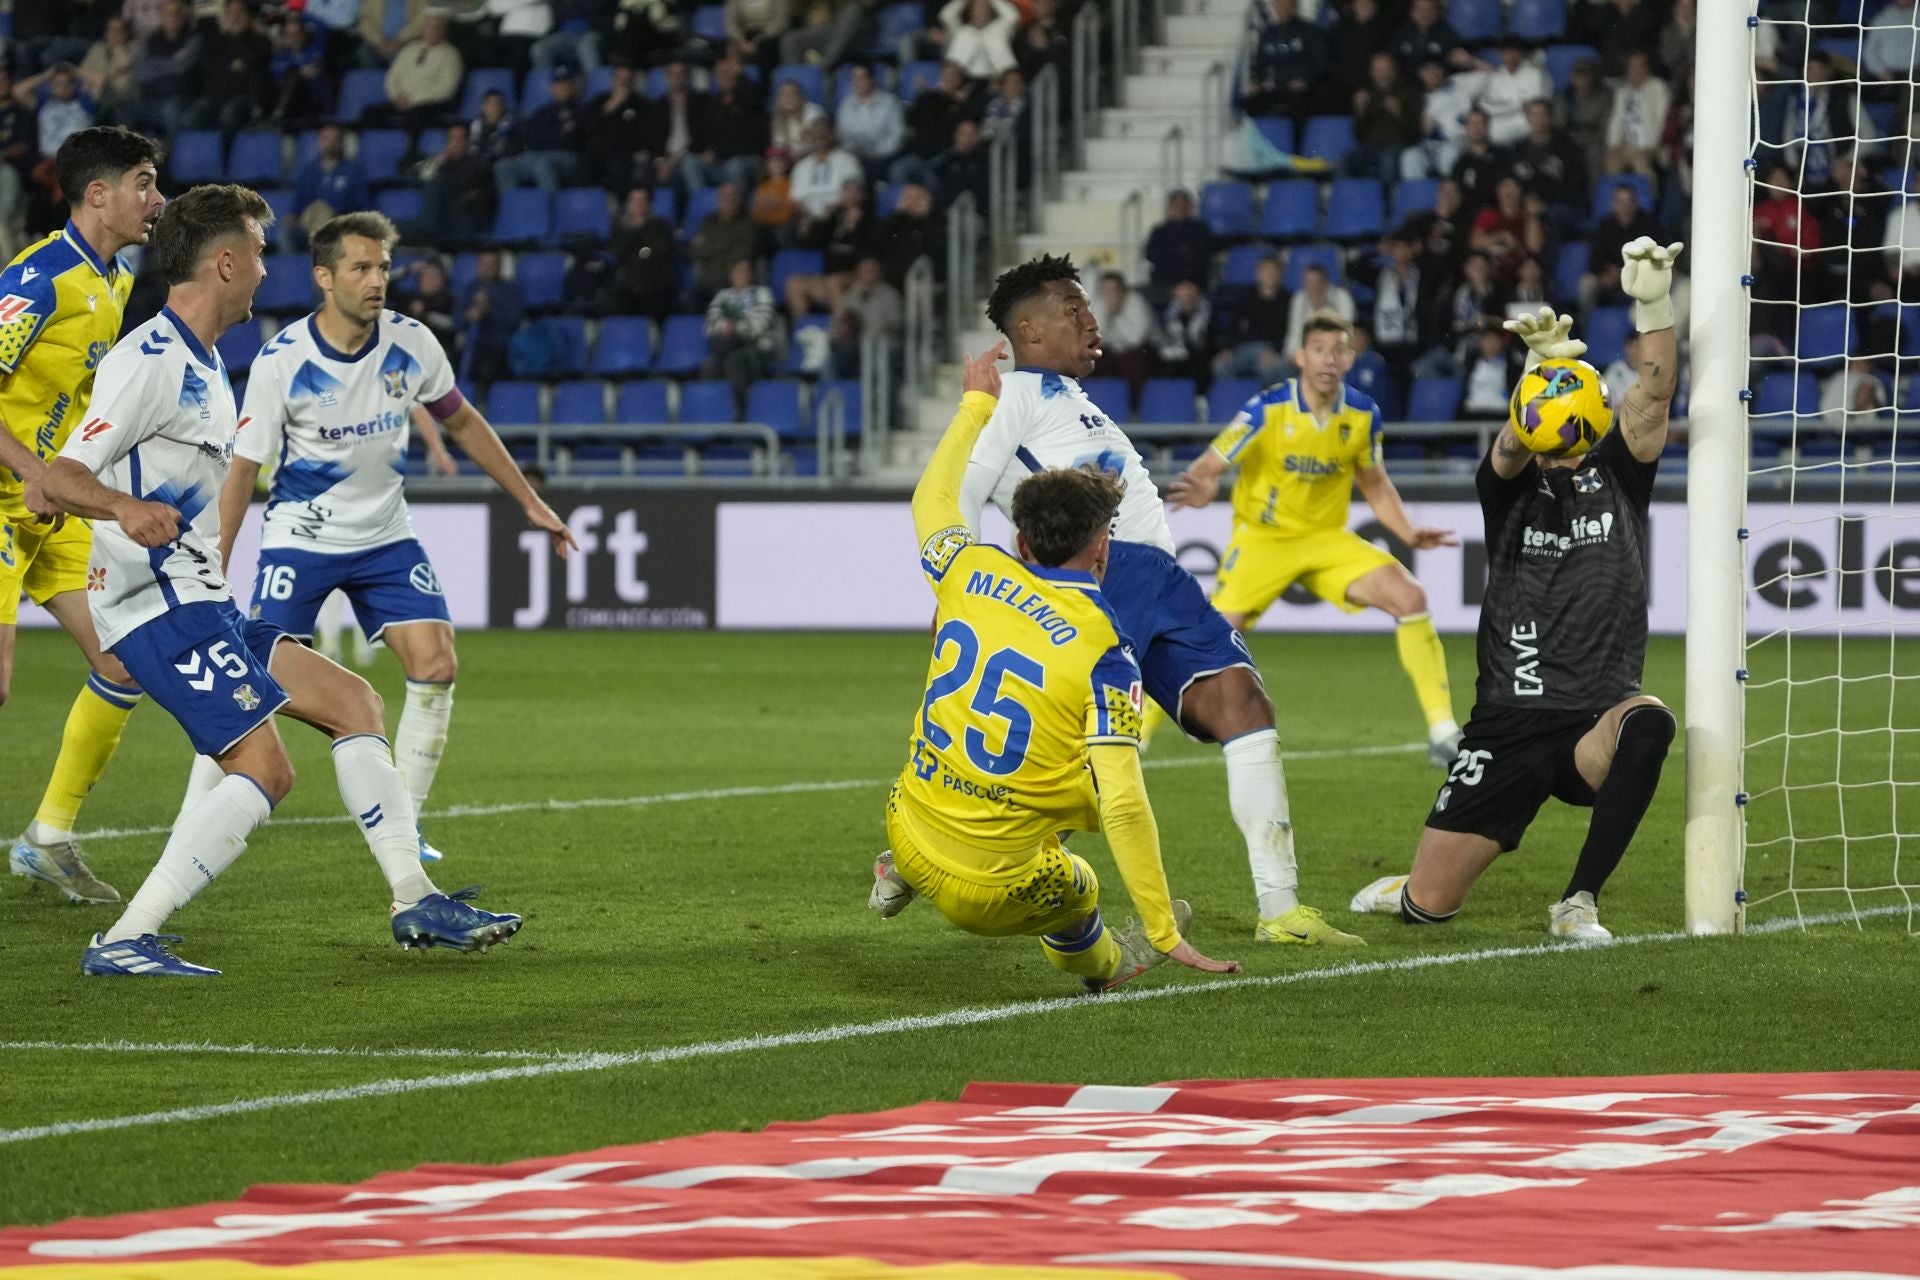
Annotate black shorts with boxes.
[1424,704,1607,852]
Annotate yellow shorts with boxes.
[0,506,92,626]
[1212,525,1399,621]
[885,795,1100,940]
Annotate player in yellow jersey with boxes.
[0,127,165,903]
[1167,310,1464,768]
[869,342,1239,990]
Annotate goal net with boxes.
[1689,0,1920,933]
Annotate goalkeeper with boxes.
[869,342,1239,991]
[1350,238,1683,941]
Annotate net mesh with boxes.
[1741,0,1920,930]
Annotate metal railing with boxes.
[901,254,937,425]
[857,329,896,474]
[1200,60,1228,178]
[1029,63,1061,204]
[1070,1,1101,168]
[946,191,981,354]
[1158,124,1186,200]
[1118,189,1145,261]
[493,422,784,478]
[986,122,1019,268]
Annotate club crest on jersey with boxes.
[408,563,444,596]
[1573,470,1604,494]
[383,367,409,399]
[232,683,261,711]
[1339,423,1352,444]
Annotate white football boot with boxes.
[1349,874,1409,915]
[1548,890,1612,943]
[868,849,915,917]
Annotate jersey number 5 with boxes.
[921,620,1045,776]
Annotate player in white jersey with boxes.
[957,255,1361,946]
[41,185,521,976]
[178,211,575,862]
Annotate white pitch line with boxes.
[0,1039,592,1063]
[70,742,1427,843]
[0,903,1899,1149]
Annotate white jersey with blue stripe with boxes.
[957,368,1174,555]
[235,311,459,554]
[57,307,239,651]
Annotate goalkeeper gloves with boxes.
[1622,236,1685,334]
[1503,305,1586,372]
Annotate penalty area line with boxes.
[0,901,1896,1149]
[0,1039,594,1063]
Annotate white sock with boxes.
[331,733,437,905]
[177,753,227,822]
[105,774,273,942]
[1222,728,1300,918]
[1429,717,1461,744]
[26,819,73,845]
[393,680,454,811]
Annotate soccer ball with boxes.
[1509,358,1614,457]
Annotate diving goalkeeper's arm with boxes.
[1616,236,1682,463]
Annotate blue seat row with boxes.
[483,377,861,440]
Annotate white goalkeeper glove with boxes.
[1622,236,1684,334]
[1503,305,1586,373]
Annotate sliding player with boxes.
[181,211,574,862]
[1351,239,1683,940]
[872,340,1237,991]
[41,185,521,977]
[1166,310,1462,767]
[956,255,1361,946]
[1,127,164,903]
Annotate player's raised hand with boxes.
[1165,467,1218,509]
[524,497,579,560]
[1502,305,1586,362]
[1621,237,1684,298]
[116,498,182,548]
[1406,526,1459,549]
[962,341,1007,399]
[1165,938,1239,975]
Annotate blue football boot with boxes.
[81,933,221,977]
[391,886,522,951]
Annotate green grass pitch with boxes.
[1,628,1914,1227]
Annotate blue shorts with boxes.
[251,539,451,641]
[1101,540,1258,738]
[113,600,291,756]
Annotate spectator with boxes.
[469,88,517,166]
[292,125,371,247]
[471,0,553,74]
[787,178,871,317]
[1213,253,1289,381]
[130,0,201,136]
[609,186,678,319]
[1345,323,1394,407]
[1013,0,1069,84]
[1244,0,1326,129]
[1403,58,1479,180]
[0,70,36,255]
[835,62,906,177]
[78,18,139,122]
[1752,163,1817,308]
[15,63,96,158]
[1818,357,1890,430]
[1508,99,1588,233]
[375,10,463,130]
[829,253,902,377]
[1449,109,1508,214]
[1506,254,1548,316]
[874,180,943,287]
[1390,0,1478,74]
[1420,248,1497,376]
[1090,270,1157,399]
[1594,0,1661,78]
[1604,50,1670,182]
[692,180,761,300]
[1330,0,1393,98]
[122,0,168,44]
[982,66,1026,141]
[497,62,588,192]
[358,0,433,66]
[185,0,271,133]
[458,250,525,386]
[1283,263,1356,356]
[769,76,825,153]
[941,0,1019,81]
[1863,0,1917,125]
[1773,50,1853,188]
[791,120,863,222]
[780,0,866,69]
[1372,234,1425,383]
[1883,183,1920,300]
[1348,50,1422,185]
[894,60,978,186]
[533,0,608,72]
[606,0,682,70]
[1582,181,1662,312]
[703,256,777,412]
[11,0,108,74]
[931,117,989,210]
[1470,176,1533,284]
[584,62,648,190]
[1156,280,1213,386]
[1144,189,1212,305]
[1403,174,1467,279]
[641,59,708,191]
[269,11,330,125]
[407,124,497,246]
[1460,329,1516,419]
[1603,330,1640,405]
[394,256,459,343]
[1477,37,1548,148]
[725,0,791,72]
[751,147,797,233]
[1811,151,1894,301]
[702,55,768,192]
[1657,0,1695,82]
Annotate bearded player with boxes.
[1351,238,1683,940]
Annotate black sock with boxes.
[1400,889,1458,925]
[1563,705,1677,902]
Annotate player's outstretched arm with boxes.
[1088,743,1240,975]
[1354,460,1457,549]
[1618,237,1683,463]
[437,403,579,559]
[912,341,1006,547]
[1493,305,1590,479]
[1164,448,1226,509]
[411,406,460,476]
[40,459,180,548]
[0,430,61,524]
[217,456,263,572]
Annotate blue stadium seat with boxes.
[899,60,942,101]
[771,62,825,105]
[486,381,544,425]
[679,379,737,423]
[521,65,558,115]
[492,189,552,243]
[1903,305,1920,357]
[1447,0,1503,41]
[1754,372,1818,417]
[553,187,611,242]
[1552,240,1588,304]
[1543,44,1599,92]
[875,182,904,218]
[259,187,296,227]
[1250,118,1294,156]
[691,4,729,42]
[1390,178,1440,224]
[1589,173,1655,223]
[292,128,324,171]
[1284,243,1344,291]
[1796,302,1855,363]
[1300,117,1356,166]
[1584,306,1632,368]
[335,67,388,121]
[1208,377,1261,423]
[376,187,424,223]
[1324,178,1385,240]
[216,321,262,375]
[1259,180,1317,239]
[417,127,447,158]
[170,131,224,184]
[516,251,568,310]
[1079,377,1131,421]
[449,251,481,295]
[650,186,679,226]
[358,129,410,184]
[550,380,609,425]
[683,185,721,231]
[1349,367,1402,418]
[583,65,615,99]
[224,131,284,185]
[1220,243,1274,287]
[1137,377,1199,424]
[770,248,824,297]
[1200,181,1255,237]
[1509,0,1566,41]
[785,314,830,373]
[747,379,806,438]
[1408,375,1463,420]
[589,315,655,375]
[870,2,923,57]
[653,314,709,374]
[255,252,316,313]
[815,377,862,438]
[615,379,672,424]
[541,315,590,373]
[460,67,519,118]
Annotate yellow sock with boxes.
[1394,611,1456,734]
[1140,700,1173,748]
[1040,911,1124,981]
[32,675,141,838]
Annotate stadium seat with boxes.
[1408,375,1463,420]
[870,2,923,57]
[376,187,424,223]
[1137,377,1199,424]
[771,62,825,106]
[679,379,737,423]
[1543,43,1599,92]
[492,189,553,244]
[550,380,609,425]
[650,186,679,226]
[747,379,806,438]
[255,252,316,313]
[259,187,296,227]
[588,315,655,376]
[817,377,861,437]
[335,67,388,122]
[1552,241,1588,304]
[691,3,728,42]
[1208,377,1261,423]
[459,67,519,118]
[1300,117,1356,167]
[449,251,481,295]
[1902,305,1920,357]
[486,381,544,425]
[358,129,410,184]
[1323,179,1385,240]
[515,251,568,310]
[1390,178,1440,224]
[417,127,447,158]
[216,320,263,375]
[554,187,612,242]
[225,131,285,185]
[683,185,721,231]
[899,60,942,101]
[1200,181,1255,238]
[653,314,709,374]
[615,379,672,424]
[1079,377,1131,422]
[1220,243,1274,287]
[1284,243,1344,291]
[1349,368,1403,419]
[169,130,224,184]
[1508,0,1566,41]
[1259,180,1318,240]
[292,128,324,171]
[769,248,824,297]
[541,315,590,373]
[1754,372,1818,417]
[1796,302,1855,364]
[1590,173,1655,223]
[1584,306,1632,368]
[1447,0,1503,42]
[875,182,904,218]
[784,314,831,373]
[521,65,558,115]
